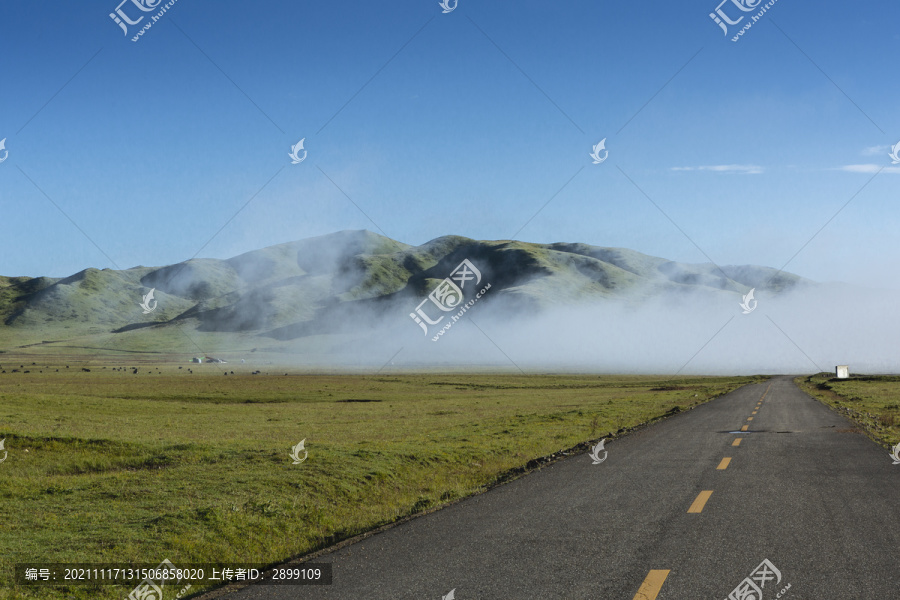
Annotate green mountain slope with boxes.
[0,230,811,349]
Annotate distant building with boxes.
[835,365,849,379]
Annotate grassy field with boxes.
[796,373,900,448]
[0,361,766,599]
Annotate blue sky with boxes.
[1,0,898,286]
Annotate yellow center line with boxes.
[688,490,713,513]
[747,385,769,428]
[717,457,731,470]
[732,438,742,446]
[752,410,758,414]
[633,569,670,600]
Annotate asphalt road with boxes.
[211,376,900,599]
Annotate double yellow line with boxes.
[631,382,770,598]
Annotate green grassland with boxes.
[796,373,900,447]
[0,364,766,599]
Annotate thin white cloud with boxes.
[670,164,764,174]
[862,145,889,156]
[838,164,900,174]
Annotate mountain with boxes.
[0,230,812,352]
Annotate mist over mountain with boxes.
[0,230,802,331]
[2,230,892,374]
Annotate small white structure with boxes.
[835,365,849,379]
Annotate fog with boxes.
[227,271,898,376]
[113,230,899,376]
[341,288,893,375]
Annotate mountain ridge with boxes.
[0,230,812,348]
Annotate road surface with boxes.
[208,376,900,599]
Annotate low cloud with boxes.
[837,164,900,174]
[359,283,900,375]
[670,164,764,174]
[862,145,889,156]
